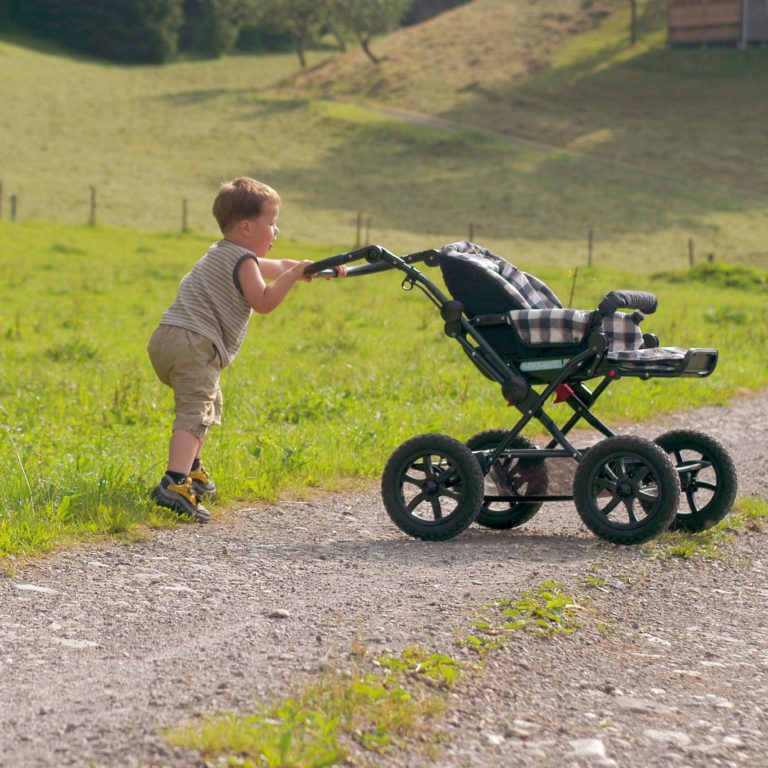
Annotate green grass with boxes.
[164,649,453,767]
[642,496,768,560]
[461,580,581,656]
[1,220,766,558]
[2,7,768,270]
[164,579,583,766]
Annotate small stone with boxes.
[643,728,691,746]
[486,733,504,746]
[15,584,58,595]
[267,609,290,619]
[569,738,607,758]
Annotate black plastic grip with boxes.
[597,290,658,316]
[305,247,441,278]
[303,245,386,277]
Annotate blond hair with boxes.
[212,177,281,234]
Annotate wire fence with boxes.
[0,180,718,270]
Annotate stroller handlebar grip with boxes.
[303,245,392,277]
[304,246,441,278]
[597,290,658,316]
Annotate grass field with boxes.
[1,2,767,270]
[1,1,767,557]
[1,220,766,558]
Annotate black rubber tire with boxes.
[381,433,484,541]
[466,430,548,529]
[654,430,737,532]
[573,435,679,545]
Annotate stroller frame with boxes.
[306,244,737,545]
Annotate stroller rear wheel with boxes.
[573,436,679,544]
[382,433,484,541]
[466,430,547,529]
[654,430,737,532]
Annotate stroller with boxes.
[306,242,737,545]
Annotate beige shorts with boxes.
[148,325,223,439]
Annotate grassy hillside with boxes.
[291,0,768,199]
[1,3,766,272]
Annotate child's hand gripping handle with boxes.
[303,245,389,279]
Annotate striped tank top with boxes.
[159,240,256,367]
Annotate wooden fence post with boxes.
[182,198,188,232]
[468,222,475,242]
[588,228,594,267]
[355,211,363,247]
[365,216,371,246]
[688,238,695,268]
[89,186,97,226]
[10,194,17,221]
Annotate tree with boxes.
[261,0,326,68]
[179,0,251,56]
[327,0,412,63]
[9,0,185,63]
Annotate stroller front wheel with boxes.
[573,436,679,545]
[382,433,484,541]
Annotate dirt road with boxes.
[1,391,766,767]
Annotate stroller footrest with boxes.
[607,347,718,377]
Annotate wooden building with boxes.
[668,0,768,45]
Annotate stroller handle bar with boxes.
[304,245,441,279]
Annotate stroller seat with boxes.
[438,241,710,382]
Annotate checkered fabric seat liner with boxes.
[505,309,642,354]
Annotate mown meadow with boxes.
[1,219,766,557]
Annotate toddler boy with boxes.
[148,177,337,521]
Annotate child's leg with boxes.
[167,429,202,476]
[148,325,221,521]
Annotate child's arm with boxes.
[237,258,312,315]
[258,257,347,281]
[257,257,305,281]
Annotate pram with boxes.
[305,242,737,545]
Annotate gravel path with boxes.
[1,391,766,768]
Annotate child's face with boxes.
[245,202,280,257]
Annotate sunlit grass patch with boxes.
[164,651,451,767]
[164,581,589,766]
[642,496,768,560]
[461,580,581,657]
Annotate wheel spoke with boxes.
[601,495,622,515]
[622,500,639,524]
[431,499,443,520]
[406,492,427,512]
[636,489,659,507]
[432,461,457,484]
[615,457,631,482]
[403,473,424,489]
[629,464,652,487]
[694,481,717,492]
[685,488,701,512]
[594,475,617,492]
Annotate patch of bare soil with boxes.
[1,390,766,767]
